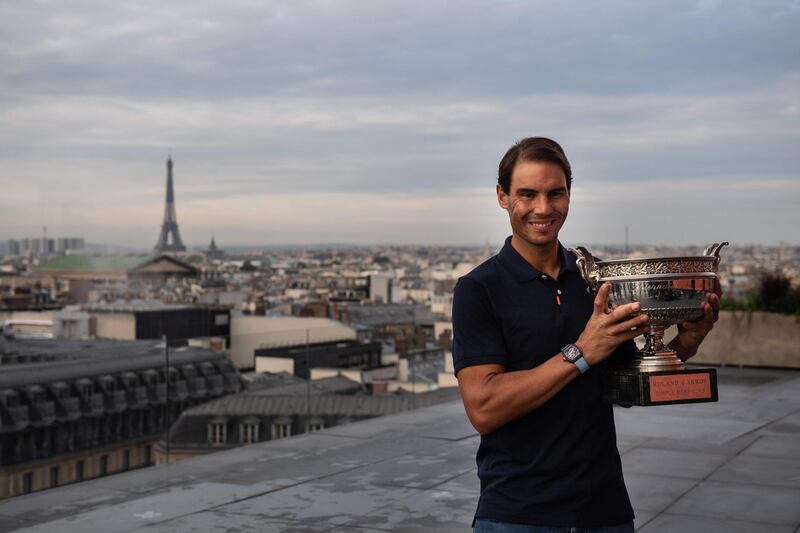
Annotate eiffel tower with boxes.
[154,155,187,253]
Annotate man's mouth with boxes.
[526,219,555,230]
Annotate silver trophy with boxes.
[570,242,728,405]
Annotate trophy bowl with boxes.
[571,242,728,372]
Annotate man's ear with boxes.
[496,184,509,209]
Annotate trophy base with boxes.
[603,367,718,407]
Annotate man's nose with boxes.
[532,196,552,215]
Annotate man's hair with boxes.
[497,137,572,194]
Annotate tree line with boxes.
[721,272,800,315]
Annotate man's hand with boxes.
[669,281,721,361]
[576,282,650,366]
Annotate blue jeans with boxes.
[473,518,634,533]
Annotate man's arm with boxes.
[457,283,649,435]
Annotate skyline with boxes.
[1,1,799,247]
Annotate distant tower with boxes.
[154,155,187,253]
[206,234,224,260]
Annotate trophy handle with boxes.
[570,246,600,292]
[703,242,729,264]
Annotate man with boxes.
[452,137,718,532]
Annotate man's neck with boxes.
[510,235,561,278]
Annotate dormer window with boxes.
[271,417,292,440]
[240,417,260,445]
[51,383,70,399]
[121,372,138,388]
[75,379,92,397]
[26,385,46,403]
[305,418,325,433]
[208,417,228,446]
[142,370,158,386]
[99,376,115,392]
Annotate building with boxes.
[80,302,230,346]
[54,238,85,254]
[153,385,460,464]
[0,337,242,499]
[6,236,84,258]
[206,236,224,261]
[229,316,357,370]
[338,303,441,355]
[254,339,382,378]
[6,240,19,257]
[34,254,199,302]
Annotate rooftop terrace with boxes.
[1,365,799,533]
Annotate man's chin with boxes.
[514,233,559,248]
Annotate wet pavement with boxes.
[1,366,799,532]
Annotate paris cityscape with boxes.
[1,1,798,531]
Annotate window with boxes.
[79,382,93,396]
[209,422,227,445]
[23,472,33,494]
[75,460,85,482]
[240,422,259,444]
[271,421,292,440]
[50,466,60,488]
[100,455,108,476]
[123,449,131,470]
[305,420,324,433]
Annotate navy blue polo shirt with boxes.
[452,237,635,527]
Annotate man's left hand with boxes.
[669,281,721,361]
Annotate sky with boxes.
[1,0,798,249]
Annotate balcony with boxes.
[55,396,82,421]
[170,381,189,401]
[126,387,149,409]
[149,383,167,404]
[31,401,56,427]
[3,405,30,431]
[81,393,105,416]
[104,390,127,412]
[206,375,224,395]
[188,377,207,399]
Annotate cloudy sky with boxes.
[1,0,798,248]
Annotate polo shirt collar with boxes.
[497,236,579,282]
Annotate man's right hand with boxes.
[575,282,650,366]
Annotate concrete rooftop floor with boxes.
[1,366,799,533]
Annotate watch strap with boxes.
[573,356,590,374]
[563,343,590,374]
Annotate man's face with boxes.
[497,159,570,249]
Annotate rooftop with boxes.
[1,365,799,532]
[34,255,152,273]
[0,338,231,387]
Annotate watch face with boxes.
[563,344,580,363]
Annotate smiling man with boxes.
[452,137,718,532]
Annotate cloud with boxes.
[0,0,798,245]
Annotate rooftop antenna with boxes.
[624,226,629,256]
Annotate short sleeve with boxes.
[452,276,508,375]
